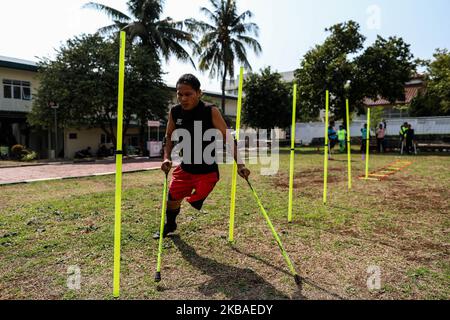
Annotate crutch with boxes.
[245,178,302,286]
[155,173,169,283]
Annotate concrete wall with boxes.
[382,117,450,136]
[64,127,140,159]
[64,128,103,159]
[295,116,450,145]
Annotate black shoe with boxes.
[153,223,177,240]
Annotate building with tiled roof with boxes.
[364,75,426,118]
[0,55,239,159]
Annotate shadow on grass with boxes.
[231,247,345,300]
[171,235,304,300]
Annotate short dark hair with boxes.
[176,74,201,91]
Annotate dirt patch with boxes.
[272,170,346,189]
[1,155,449,300]
[383,182,450,213]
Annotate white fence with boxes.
[296,117,450,145]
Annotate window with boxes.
[3,79,32,100]
[22,82,31,100]
[13,85,21,99]
[69,133,78,140]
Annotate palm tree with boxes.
[83,0,197,66]
[186,0,262,113]
[85,0,198,155]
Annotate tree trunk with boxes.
[107,119,117,148]
[221,65,228,116]
[123,117,131,156]
[100,123,114,146]
[138,118,146,156]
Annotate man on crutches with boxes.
[154,74,250,283]
[154,74,250,240]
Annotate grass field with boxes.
[0,152,449,300]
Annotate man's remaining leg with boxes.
[153,198,183,240]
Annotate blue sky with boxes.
[1,0,449,91]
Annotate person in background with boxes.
[406,124,416,155]
[361,124,368,155]
[376,123,386,153]
[328,121,338,154]
[399,122,409,154]
[338,125,347,153]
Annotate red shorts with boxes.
[169,166,220,210]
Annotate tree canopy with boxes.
[84,0,197,66]
[29,33,170,146]
[295,21,416,122]
[411,49,450,117]
[186,0,262,113]
[242,67,293,130]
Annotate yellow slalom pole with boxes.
[229,66,244,244]
[346,99,352,189]
[323,90,329,205]
[288,83,297,223]
[365,108,371,180]
[113,31,126,298]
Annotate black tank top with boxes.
[171,101,219,175]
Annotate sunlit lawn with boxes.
[0,151,449,300]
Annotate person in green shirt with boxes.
[338,125,347,153]
[399,122,409,154]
